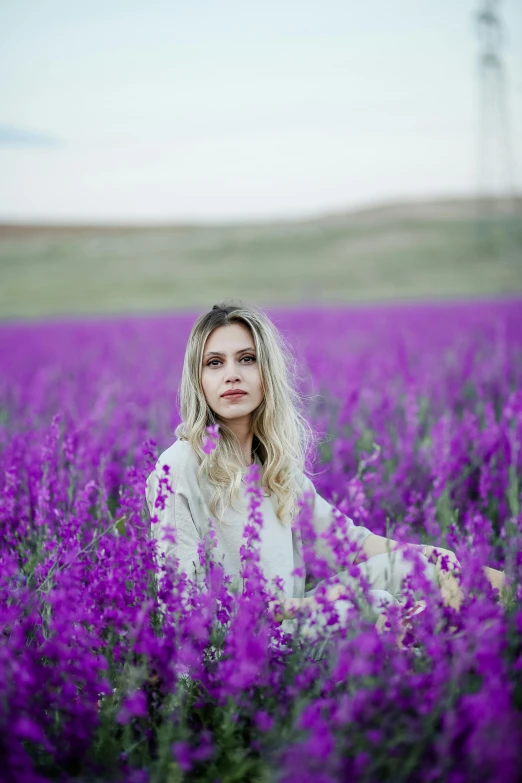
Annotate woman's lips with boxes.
[221,391,247,399]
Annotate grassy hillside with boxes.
[1,197,521,319]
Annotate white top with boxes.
[145,439,373,600]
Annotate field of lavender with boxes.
[1,298,522,783]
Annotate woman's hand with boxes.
[267,597,301,623]
[267,596,318,623]
[422,545,460,571]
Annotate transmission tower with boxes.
[475,0,516,219]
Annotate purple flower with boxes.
[202,424,220,454]
[116,690,147,724]
[1,300,521,781]
[255,710,274,732]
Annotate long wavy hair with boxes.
[175,302,314,526]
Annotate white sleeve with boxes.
[300,473,373,572]
[146,457,206,591]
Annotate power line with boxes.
[475,1,516,211]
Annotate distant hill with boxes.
[1,196,521,319]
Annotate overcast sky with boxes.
[1,0,521,222]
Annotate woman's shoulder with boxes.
[155,438,200,479]
[146,439,202,510]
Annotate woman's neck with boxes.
[223,416,254,466]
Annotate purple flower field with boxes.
[1,298,522,783]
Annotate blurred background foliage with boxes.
[1,197,520,318]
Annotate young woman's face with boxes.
[201,323,264,423]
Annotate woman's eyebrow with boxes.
[204,347,255,359]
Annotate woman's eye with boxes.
[206,356,255,367]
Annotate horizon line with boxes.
[0,192,520,232]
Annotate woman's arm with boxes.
[356,532,417,561]
[356,532,460,569]
[268,535,460,623]
[300,474,373,573]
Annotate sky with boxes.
[1,0,521,223]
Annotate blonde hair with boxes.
[175,301,314,526]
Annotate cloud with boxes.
[0,125,62,147]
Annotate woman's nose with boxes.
[224,363,241,382]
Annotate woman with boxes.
[146,303,504,635]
